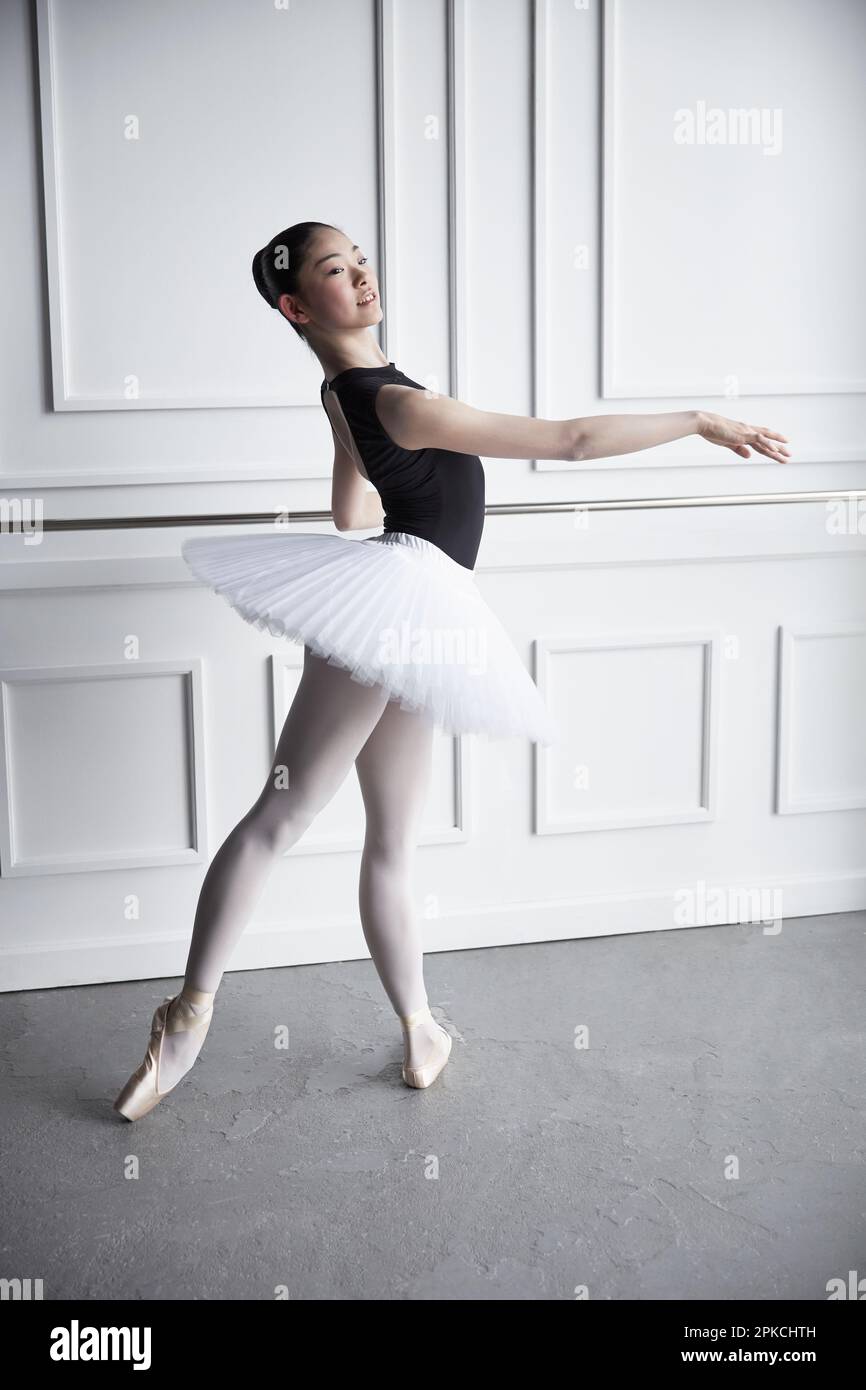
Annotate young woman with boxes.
[113,222,790,1120]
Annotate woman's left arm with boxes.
[375,386,790,464]
[569,409,790,463]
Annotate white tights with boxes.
[162,647,439,1083]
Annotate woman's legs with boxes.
[354,699,441,1070]
[183,647,391,993]
[154,648,391,1089]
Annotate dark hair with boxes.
[251,221,340,347]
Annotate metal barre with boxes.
[1,488,865,533]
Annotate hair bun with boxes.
[251,222,334,339]
[252,246,277,308]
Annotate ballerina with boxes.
[113,220,790,1119]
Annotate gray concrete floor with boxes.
[2,911,863,1300]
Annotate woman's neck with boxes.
[317,338,391,382]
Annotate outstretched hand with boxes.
[698,412,791,463]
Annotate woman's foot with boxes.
[400,1004,452,1089]
[113,985,215,1121]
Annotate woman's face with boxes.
[286,229,383,334]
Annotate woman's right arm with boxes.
[323,391,385,531]
[330,434,384,531]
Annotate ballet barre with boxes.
[2,488,866,534]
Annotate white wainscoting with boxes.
[1,509,864,990]
[1,0,864,990]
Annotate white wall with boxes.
[1,0,864,990]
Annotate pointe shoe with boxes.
[400,1004,452,1089]
[113,992,214,1121]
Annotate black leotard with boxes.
[321,363,486,570]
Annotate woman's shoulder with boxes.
[325,366,420,413]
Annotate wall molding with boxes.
[0,658,208,876]
[599,0,866,402]
[534,629,721,834]
[448,0,468,399]
[776,622,866,814]
[33,0,396,428]
[5,865,863,991]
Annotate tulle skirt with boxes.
[181,529,561,745]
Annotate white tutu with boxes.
[181,529,561,745]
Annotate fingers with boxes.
[750,425,791,463]
[762,438,790,461]
[755,431,790,457]
[753,437,789,464]
[706,418,791,465]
